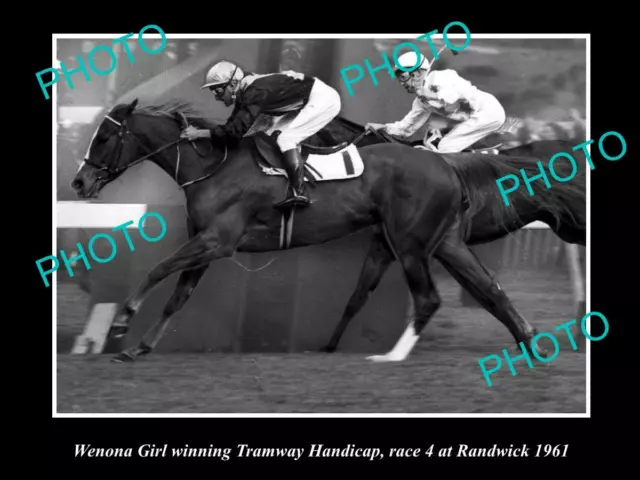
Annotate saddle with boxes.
[256,130,346,162]
[249,131,365,251]
[251,131,363,184]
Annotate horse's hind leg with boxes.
[321,226,394,353]
[364,170,460,363]
[366,250,441,363]
[433,230,548,358]
[366,212,456,362]
[111,265,209,362]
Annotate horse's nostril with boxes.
[71,179,83,191]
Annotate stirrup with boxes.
[274,195,310,210]
[273,188,310,210]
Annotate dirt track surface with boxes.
[57,347,585,414]
[56,271,587,414]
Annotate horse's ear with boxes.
[126,98,138,116]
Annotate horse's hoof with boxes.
[137,344,152,356]
[111,351,136,363]
[319,345,336,353]
[534,347,550,359]
[525,337,549,360]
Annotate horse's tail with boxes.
[448,150,586,232]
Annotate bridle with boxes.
[83,113,228,189]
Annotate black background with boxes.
[14,7,634,474]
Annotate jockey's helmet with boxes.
[394,51,429,76]
[201,60,240,89]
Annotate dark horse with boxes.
[302,114,586,352]
[303,113,582,158]
[72,99,585,364]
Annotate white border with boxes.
[52,33,590,418]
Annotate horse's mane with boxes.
[134,99,221,130]
[444,148,586,231]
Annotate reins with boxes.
[84,112,228,189]
[351,127,397,146]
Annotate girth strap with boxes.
[278,208,296,250]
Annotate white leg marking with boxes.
[366,321,419,363]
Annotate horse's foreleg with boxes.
[107,214,244,348]
[321,227,394,353]
[111,265,209,362]
[433,231,548,358]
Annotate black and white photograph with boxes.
[50,33,591,417]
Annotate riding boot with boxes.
[274,148,311,210]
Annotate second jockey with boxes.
[365,51,506,153]
[182,60,341,209]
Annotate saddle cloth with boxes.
[257,142,364,182]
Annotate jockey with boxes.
[181,59,341,209]
[365,51,506,153]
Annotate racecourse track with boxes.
[56,273,587,414]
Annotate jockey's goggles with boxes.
[208,65,239,98]
[395,69,420,83]
[209,85,227,97]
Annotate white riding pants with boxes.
[432,92,506,153]
[275,78,341,152]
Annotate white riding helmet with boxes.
[201,60,239,89]
[395,51,430,73]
